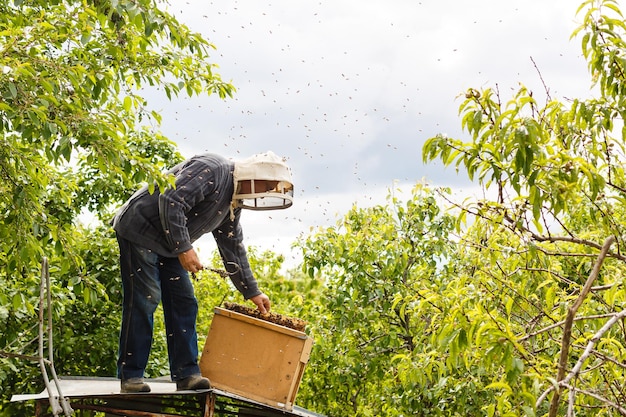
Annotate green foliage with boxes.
[297,184,491,416]
[193,247,324,348]
[419,0,626,415]
[0,0,233,283]
[0,0,233,414]
[0,226,123,416]
[5,0,626,416]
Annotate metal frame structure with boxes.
[37,257,73,416]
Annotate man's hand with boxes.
[178,248,204,273]
[249,293,271,314]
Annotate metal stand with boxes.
[38,257,73,416]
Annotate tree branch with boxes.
[545,236,615,416]
[519,313,619,341]
[0,350,49,363]
[563,382,626,416]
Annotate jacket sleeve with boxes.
[158,160,217,254]
[213,209,260,299]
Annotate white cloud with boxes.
[154,0,595,260]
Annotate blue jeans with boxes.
[116,236,200,381]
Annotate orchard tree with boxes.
[0,0,233,275]
[298,185,478,416]
[421,0,626,415]
[0,0,233,413]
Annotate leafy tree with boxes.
[0,0,233,413]
[0,0,233,277]
[298,185,483,416]
[421,0,626,415]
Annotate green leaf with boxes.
[7,82,17,98]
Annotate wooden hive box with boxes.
[199,306,313,411]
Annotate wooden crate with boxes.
[199,307,313,411]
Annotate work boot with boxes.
[176,374,211,391]
[121,377,151,393]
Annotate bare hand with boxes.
[178,248,203,273]
[249,293,271,314]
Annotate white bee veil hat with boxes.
[232,151,294,211]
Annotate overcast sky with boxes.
[153,0,596,266]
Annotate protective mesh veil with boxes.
[232,151,294,211]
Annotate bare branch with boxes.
[519,313,619,341]
[548,235,616,417]
[530,55,552,103]
[562,309,626,386]
[0,350,49,363]
[536,309,626,410]
[563,382,626,416]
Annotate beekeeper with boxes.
[111,151,293,393]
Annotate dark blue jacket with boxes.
[112,153,259,299]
